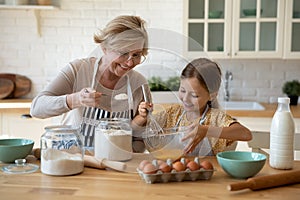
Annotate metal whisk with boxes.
[141,84,164,135]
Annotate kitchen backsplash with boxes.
[0,0,299,103]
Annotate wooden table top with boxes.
[1,154,300,200]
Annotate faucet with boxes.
[224,70,233,102]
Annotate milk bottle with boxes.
[269,97,295,169]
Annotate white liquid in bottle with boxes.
[269,97,295,169]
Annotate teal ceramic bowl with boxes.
[243,9,263,17]
[0,139,34,163]
[216,151,266,179]
[243,9,256,16]
[209,10,223,18]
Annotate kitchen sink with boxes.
[219,101,265,110]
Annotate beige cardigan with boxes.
[30,57,148,130]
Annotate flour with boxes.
[41,149,84,176]
[114,93,128,100]
[94,129,132,161]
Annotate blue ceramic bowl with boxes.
[0,138,34,163]
[216,151,266,179]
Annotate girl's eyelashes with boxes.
[179,88,186,93]
[191,94,199,98]
[180,88,199,98]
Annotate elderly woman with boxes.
[30,15,150,152]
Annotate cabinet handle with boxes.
[21,114,32,119]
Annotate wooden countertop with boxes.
[157,103,300,118]
[1,154,300,200]
[226,103,300,118]
[1,99,300,118]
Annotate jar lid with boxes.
[1,159,39,174]
[44,125,79,132]
[278,97,290,104]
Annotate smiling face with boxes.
[102,41,145,78]
[178,77,210,116]
[179,58,222,116]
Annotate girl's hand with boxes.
[131,102,153,130]
[138,101,153,118]
[182,122,208,154]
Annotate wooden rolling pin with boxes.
[228,170,300,191]
[84,155,127,171]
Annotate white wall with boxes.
[0,0,299,103]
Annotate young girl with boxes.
[138,58,252,156]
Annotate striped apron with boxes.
[80,57,134,147]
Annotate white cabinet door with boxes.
[184,0,232,59]
[232,0,284,58]
[185,0,285,59]
[284,0,300,59]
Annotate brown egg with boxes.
[200,160,214,170]
[157,159,165,166]
[159,162,172,173]
[180,157,190,165]
[185,158,191,164]
[172,161,186,172]
[186,161,200,171]
[143,163,158,174]
[138,160,151,171]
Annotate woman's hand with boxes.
[79,88,102,107]
[66,88,103,109]
[182,122,208,154]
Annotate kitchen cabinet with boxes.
[0,103,60,148]
[0,111,49,148]
[184,0,232,58]
[184,0,298,59]
[284,0,300,58]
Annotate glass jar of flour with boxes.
[95,118,133,161]
[40,125,84,176]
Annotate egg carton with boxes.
[137,168,214,184]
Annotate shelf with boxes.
[0,5,57,10]
[0,4,59,36]
[0,99,32,109]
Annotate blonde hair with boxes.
[94,15,148,55]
